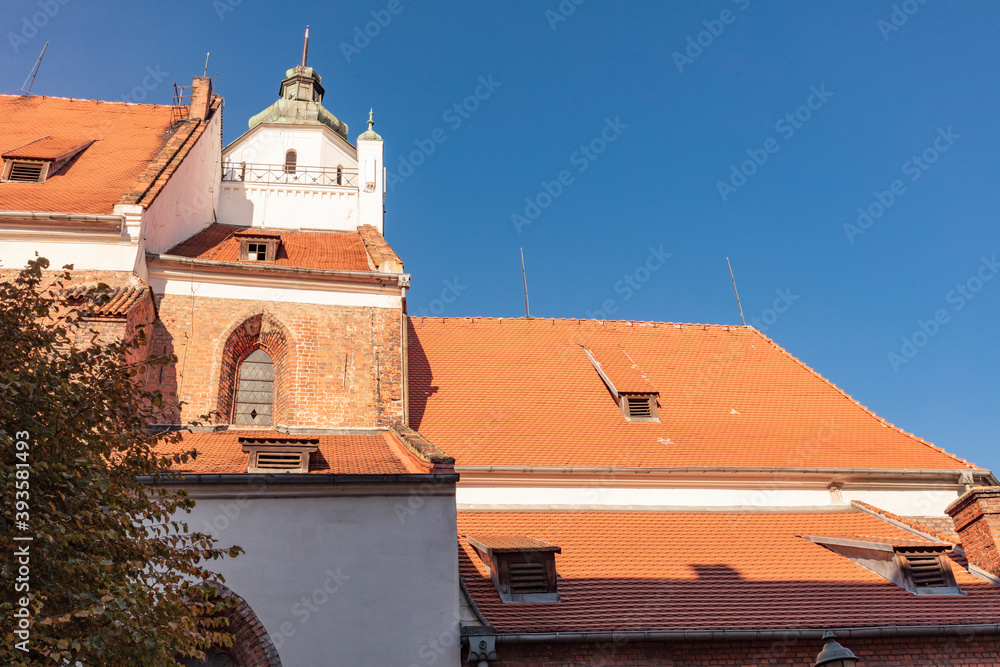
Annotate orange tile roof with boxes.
[408,318,980,471]
[0,95,177,214]
[156,430,409,474]
[166,223,373,272]
[3,136,93,160]
[458,509,1000,633]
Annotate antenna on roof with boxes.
[520,247,531,319]
[301,25,310,67]
[20,41,49,96]
[204,52,210,77]
[726,257,746,326]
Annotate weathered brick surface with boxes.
[488,634,1000,666]
[947,486,1000,578]
[151,294,404,428]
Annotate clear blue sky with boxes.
[4,1,998,474]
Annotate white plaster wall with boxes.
[182,489,459,667]
[456,485,965,515]
[223,125,356,171]
[217,183,358,231]
[146,270,404,308]
[142,110,223,254]
[0,237,138,272]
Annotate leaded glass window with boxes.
[234,349,274,426]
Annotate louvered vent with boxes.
[508,561,548,595]
[905,554,949,589]
[6,161,45,183]
[254,452,303,471]
[626,396,653,419]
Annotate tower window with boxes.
[234,349,274,426]
[284,149,297,174]
[336,164,343,185]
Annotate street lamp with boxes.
[814,630,860,667]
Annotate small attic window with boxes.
[239,437,318,474]
[467,535,561,603]
[238,237,278,262]
[622,394,659,422]
[2,160,46,183]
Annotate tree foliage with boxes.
[0,258,241,665]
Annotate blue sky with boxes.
[3,1,998,474]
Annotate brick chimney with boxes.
[189,76,213,121]
[946,486,1000,577]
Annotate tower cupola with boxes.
[248,26,348,138]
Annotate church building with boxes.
[3,34,1000,666]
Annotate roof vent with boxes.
[805,535,964,596]
[622,394,658,421]
[4,161,46,183]
[466,535,561,603]
[239,437,318,474]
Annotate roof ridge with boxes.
[405,316,752,329]
[747,327,980,471]
[0,93,179,109]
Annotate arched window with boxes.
[284,149,297,174]
[234,349,274,426]
[182,648,238,667]
[336,164,343,185]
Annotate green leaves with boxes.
[0,258,240,666]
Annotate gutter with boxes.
[0,210,124,231]
[457,464,996,483]
[484,624,1000,645]
[146,252,410,288]
[139,472,458,486]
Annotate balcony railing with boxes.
[222,162,358,188]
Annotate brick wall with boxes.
[487,634,1000,666]
[947,487,1000,578]
[151,294,404,428]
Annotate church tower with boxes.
[217,27,386,234]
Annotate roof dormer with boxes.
[1,137,93,183]
[584,346,660,422]
[467,535,561,603]
[240,436,319,473]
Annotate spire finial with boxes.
[367,108,375,131]
[301,25,310,67]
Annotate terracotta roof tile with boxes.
[458,509,1000,633]
[466,535,560,552]
[156,430,409,474]
[3,136,93,160]
[851,501,959,543]
[166,223,373,272]
[409,318,980,471]
[0,95,177,214]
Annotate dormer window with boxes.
[236,233,280,263]
[806,536,964,596]
[284,149,297,174]
[467,535,561,603]
[584,348,661,423]
[239,437,318,473]
[2,137,93,184]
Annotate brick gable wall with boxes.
[151,294,403,428]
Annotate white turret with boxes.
[357,110,385,233]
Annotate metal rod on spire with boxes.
[521,247,531,319]
[727,257,746,326]
[21,41,49,96]
[301,25,310,67]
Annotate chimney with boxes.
[189,76,213,121]
[946,486,1000,578]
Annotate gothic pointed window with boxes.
[234,349,274,426]
[284,149,297,174]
